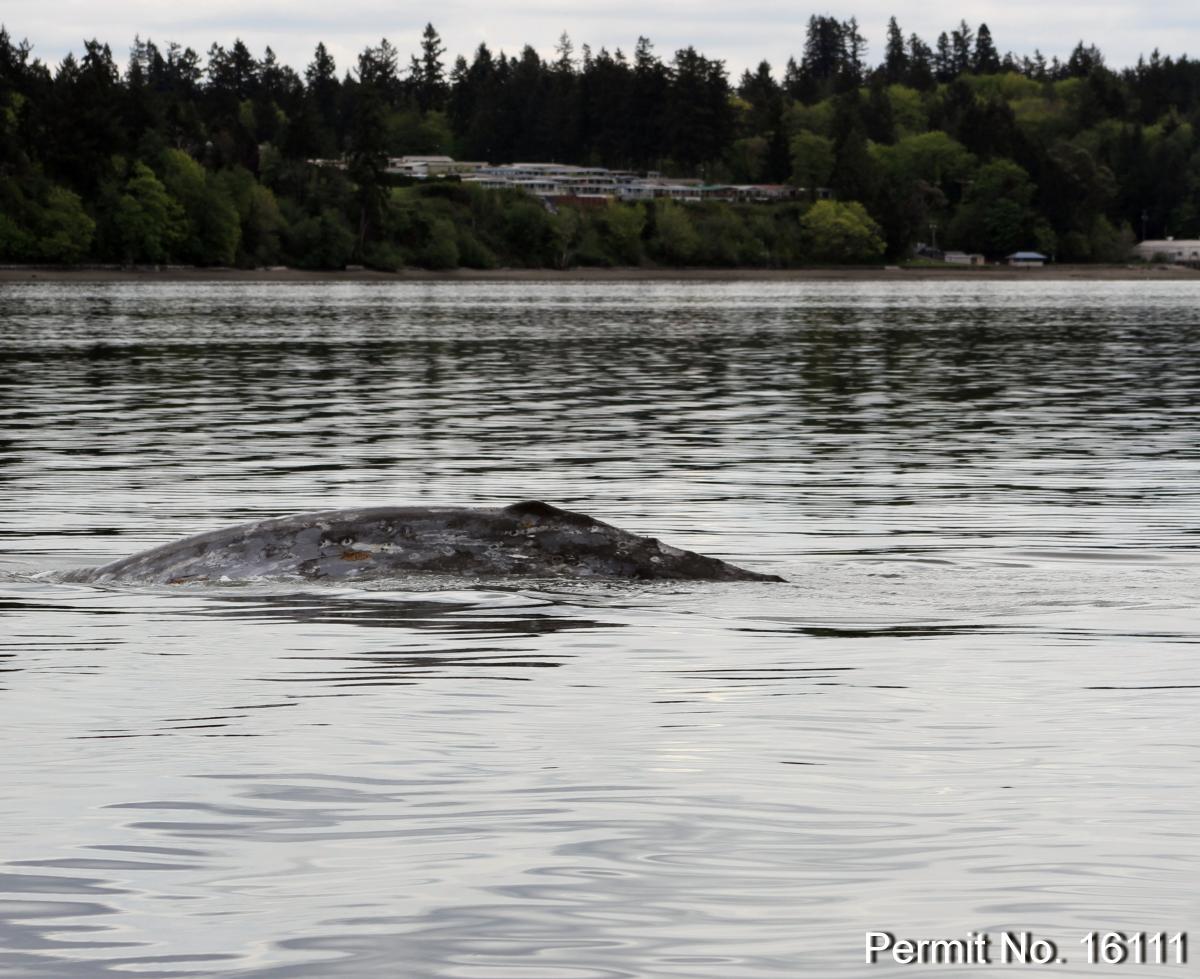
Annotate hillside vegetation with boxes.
[2,18,1198,267]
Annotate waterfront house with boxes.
[1131,238,1200,266]
[943,250,985,266]
[1006,251,1047,267]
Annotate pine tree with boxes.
[884,17,908,84]
[630,36,668,168]
[950,21,975,76]
[802,15,844,93]
[667,47,732,173]
[414,23,446,112]
[973,24,1001,74]
[907,34,934,90]
[842,17,867,87]
[935,33,953,82]
[305,43,339,131]
[738,60,780,135]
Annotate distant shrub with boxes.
[418,218,460,269]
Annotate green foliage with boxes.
[833,129,880,202]
[386,109,453,155]
[419,218,460,268]
[36,187,95,263]
[691,205,769,265]
[161,150,241,265]
[0,175,95,263]
[886,85,927,137]
[726,136,769,182]
[597,204,646,265]
[456,227,496,268]
[106,161,187,263]
[215,166,285,265]
[949,159,1038,256]
[284,207,355,269]
[800,199,885,262]
[789,132,835,194]
[885,131,974,190]
[364,241,405,271]
[551,206,584,268]
[959,72,1041,102]
[785,99,835,138]
[6,21,1200,267]
[240,184,285,265]
[1094,217,1135,261]
[1011,97,1072,145]
[649,202,701,263]
[501,201,557,266]
[0,212,33,259]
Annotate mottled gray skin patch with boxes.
[61,501,785,585]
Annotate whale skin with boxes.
[61,501,785,585]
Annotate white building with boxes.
[386,156,488,177]
[388,156,809,207]
[1132,238,1200,265]
[944,250,985,266]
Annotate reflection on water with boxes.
[1,281,1199,977]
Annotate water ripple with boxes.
[1,281,1198,977]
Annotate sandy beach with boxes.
[2,264,1198,283]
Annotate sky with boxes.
[2,0,1196,79]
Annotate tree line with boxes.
[2,17,1199,268]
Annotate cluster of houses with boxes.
[308,154,828,205]
[919,239,1200,269]
[380,159,1060,266]
[386,156,823,204]
[308,156,1200,269]
[916,244,1048,267]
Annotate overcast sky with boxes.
[3,0,1195,79]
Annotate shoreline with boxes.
[2,264,1199,283]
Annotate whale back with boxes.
[61,502,784,585]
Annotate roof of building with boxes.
[1008,251,1047,260]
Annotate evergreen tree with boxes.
[932,33,951,82]
[667,47,732,173]
[782,57,804,99]
[907,34,935,90]
[347,39,399,255]
[950,21,975,75]
[801,15,845,98]
[973,24,1001,74]
[843,18,867,87]
[884,18,908,84]
[303,43,340,154]
[3,20,1200,269]
[630,37,668,168]
[739,61,780,136]
[864,74,896,143]
[583,47,633,166]
[413,23,446,112]
[1066,42,1105,78]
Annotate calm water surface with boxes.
[0,280,1198,977]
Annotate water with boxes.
[1,279,1198,978]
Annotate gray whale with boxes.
[62,501,784,585]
